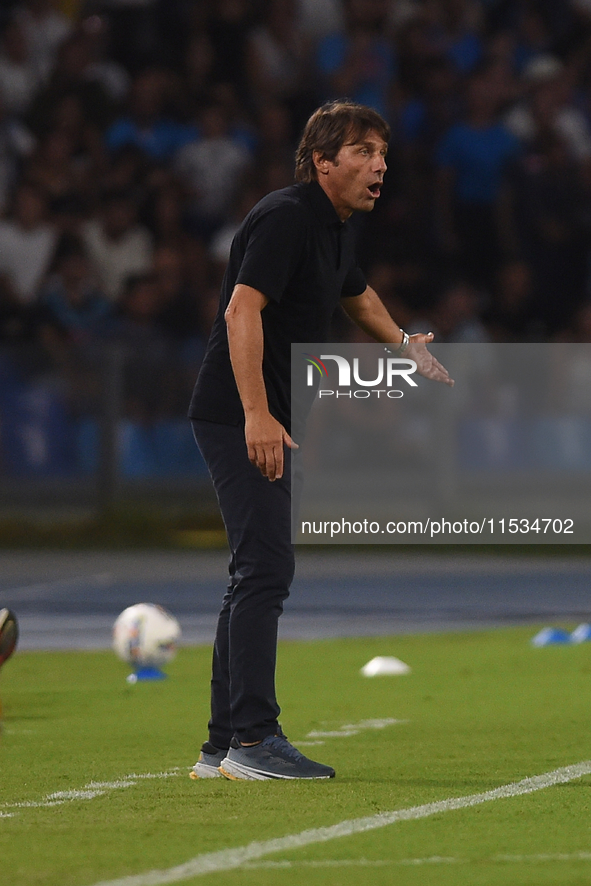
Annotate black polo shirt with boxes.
[188,180,367,432]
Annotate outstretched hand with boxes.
[406,332,454,387]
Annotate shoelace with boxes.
[261,733,305,761]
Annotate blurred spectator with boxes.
[0,90,35,213]
[81,189,152,300]
[505,129,588,334]
[205,1,252,102]
[144,180,208,296]
[100,143,148,194]
[422,0,484,76]
[14,0,72,82]
[397,56,461,158]
[435,68,521,289]
[317,0,396,117]
[26,31,115,138]
[80,14,130,104]
[51,191,87,235]
[444,0,484,74]
[247,0,313,130]
[509,2,555,75]
[300,0,344,39]
[0,270,37,343]
[183,31,215,108]
[0,18,39,117]
[174,101,252,238]
[114,270,161,337]
[44,92,106,170]
[260,157,296,194]
[0,181,56,304]
[114,271,179,420]
[255,100,294,167]
[485,259,538,341]
[209,185,262,269]
[396,12,447,96]
[364,260,415,331]
[152,243,203,345]
[429,278,490,341]
[91,0,158,74]
[105,67,192,163]
[144,179,185,243]
[24,127,87,208]
[36,233,112,353]
[505,56,591,164]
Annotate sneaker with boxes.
[190,741,227,779]
[218,730,335,781]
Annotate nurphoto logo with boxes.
[304,353,418,399]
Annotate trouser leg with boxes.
[192,420,295,746]
[207,559,233,748]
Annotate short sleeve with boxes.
[235,203,307,303]
[341,263,366,298]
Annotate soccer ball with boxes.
[112,603,181,668]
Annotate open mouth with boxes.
[368,182,381,198]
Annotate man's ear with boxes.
[312,150,330,176]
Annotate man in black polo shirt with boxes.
[189,101,453,781]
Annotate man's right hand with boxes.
[244,411,298,481]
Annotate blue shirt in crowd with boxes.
[106,118,197,162]
[316,33,395,119]
[436,122,521,204]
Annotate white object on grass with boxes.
[112,603,180,668]
[361,656,411,676]
[530,627,571,647]
[571,623,591,643]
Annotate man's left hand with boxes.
[406,333,454,387]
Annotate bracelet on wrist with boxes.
[394,330,410,355]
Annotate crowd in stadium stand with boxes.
[2,0,591,375]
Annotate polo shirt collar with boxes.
[301,180,344,227]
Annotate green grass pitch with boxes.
[2,627,591,885]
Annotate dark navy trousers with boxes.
[192,419,295,747]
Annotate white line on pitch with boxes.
[297,717,406,746]
[88,760,591,886]
[495,852,591,863]
[241,852,591,869]
[1,769,182,813]
[241,857,458,869]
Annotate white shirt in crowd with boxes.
[174,137,250,218]
[15,3,72,81]
[298,0,344,37]
[0,219,56,304]
[0,55,39,116]
[82,218,153,301]
[505,103,591,161]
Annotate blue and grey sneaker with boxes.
[190,742,227,779]
[218,730,335,780]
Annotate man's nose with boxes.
[374,155,387,174]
